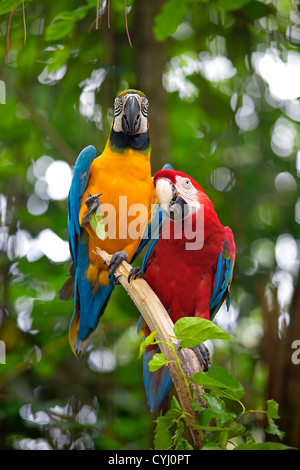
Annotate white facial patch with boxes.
[113,93,148,134]
[175,175,200,214]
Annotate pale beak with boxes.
[155,178,175,216]
[156,178,187,221]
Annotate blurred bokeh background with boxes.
[0,0,299,450]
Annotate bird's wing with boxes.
[68,145,97,265]
[58,145,97,301]
[59,145,115,354]
[209,226,235,320]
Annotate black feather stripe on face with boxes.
[114,97,123,117]
[141,97,149,117]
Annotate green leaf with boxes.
[201,442,222,450]
[148,353,170,372]
[265,399,284,440]
[45,8,88,42]
[89,210,106,241]
[276,0,294,17]
[0,0,33,15]
[234,442,296,450]
[53,7,88,21]
[154,424,172,450]
[139,330,157,358]
[154,397,183,450]
[175,437,194,450]
[217,0,252,12]
[266,399,280,420]
[265,418,285,440]
[45,19,75,42]
[153,0,187,41]
[192,366,245,400]
[173,317,233,349]
[226,419,246,439]
[47,46,70,73]
[198,392,236,426]
[172,418,194,450]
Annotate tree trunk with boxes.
[259,274,300,448]
[133,0,171,172]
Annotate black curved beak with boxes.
[169,195,187,221]
[122,96,141,135]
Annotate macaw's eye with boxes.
[185,179,191,188]
[114,97,123,116]
[141,97,149,117]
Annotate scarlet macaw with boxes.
[137,169,235,412]
[59,90,161,354]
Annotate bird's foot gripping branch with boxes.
[95,248,290,451]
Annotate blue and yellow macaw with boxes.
[59,90,164,355]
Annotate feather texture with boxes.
[140,169,235,411]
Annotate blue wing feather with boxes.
[67,145,115,344]
[68,145,96,265]
[209,249,234,320]
[75,236,114,341]
[143,346,173,413]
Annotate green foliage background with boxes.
[0,0,299,450]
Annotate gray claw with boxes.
[85,193,102,216]
[113,274,122,285]
[192,343,211,372]
[82,193,102,228]
[128,266,145,283]
[109,251,128,278]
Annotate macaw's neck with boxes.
[161,203,224,250]
[109,129,150,155]
[100,138,151,182]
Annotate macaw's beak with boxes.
[155,178,187,221]
[122,96,141,135]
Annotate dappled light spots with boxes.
[252,49,300,101]
[88,347,116,373]
[275,234,299,275]
[271,117,297,157]
[274,172,297,193]
[251,238,275,270]
[45,160,72,200]
[163,51,236,101]
[210,167,236,192]
[235,95,259,132]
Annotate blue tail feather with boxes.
[143,346,173,412]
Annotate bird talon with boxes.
[128,266,145,283]
[108,251,129,278]
[81,193,102,227]
[113,274,122,285]
[85,193,102,216]
[192,343,211,372]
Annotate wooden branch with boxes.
[95,248,206,449]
